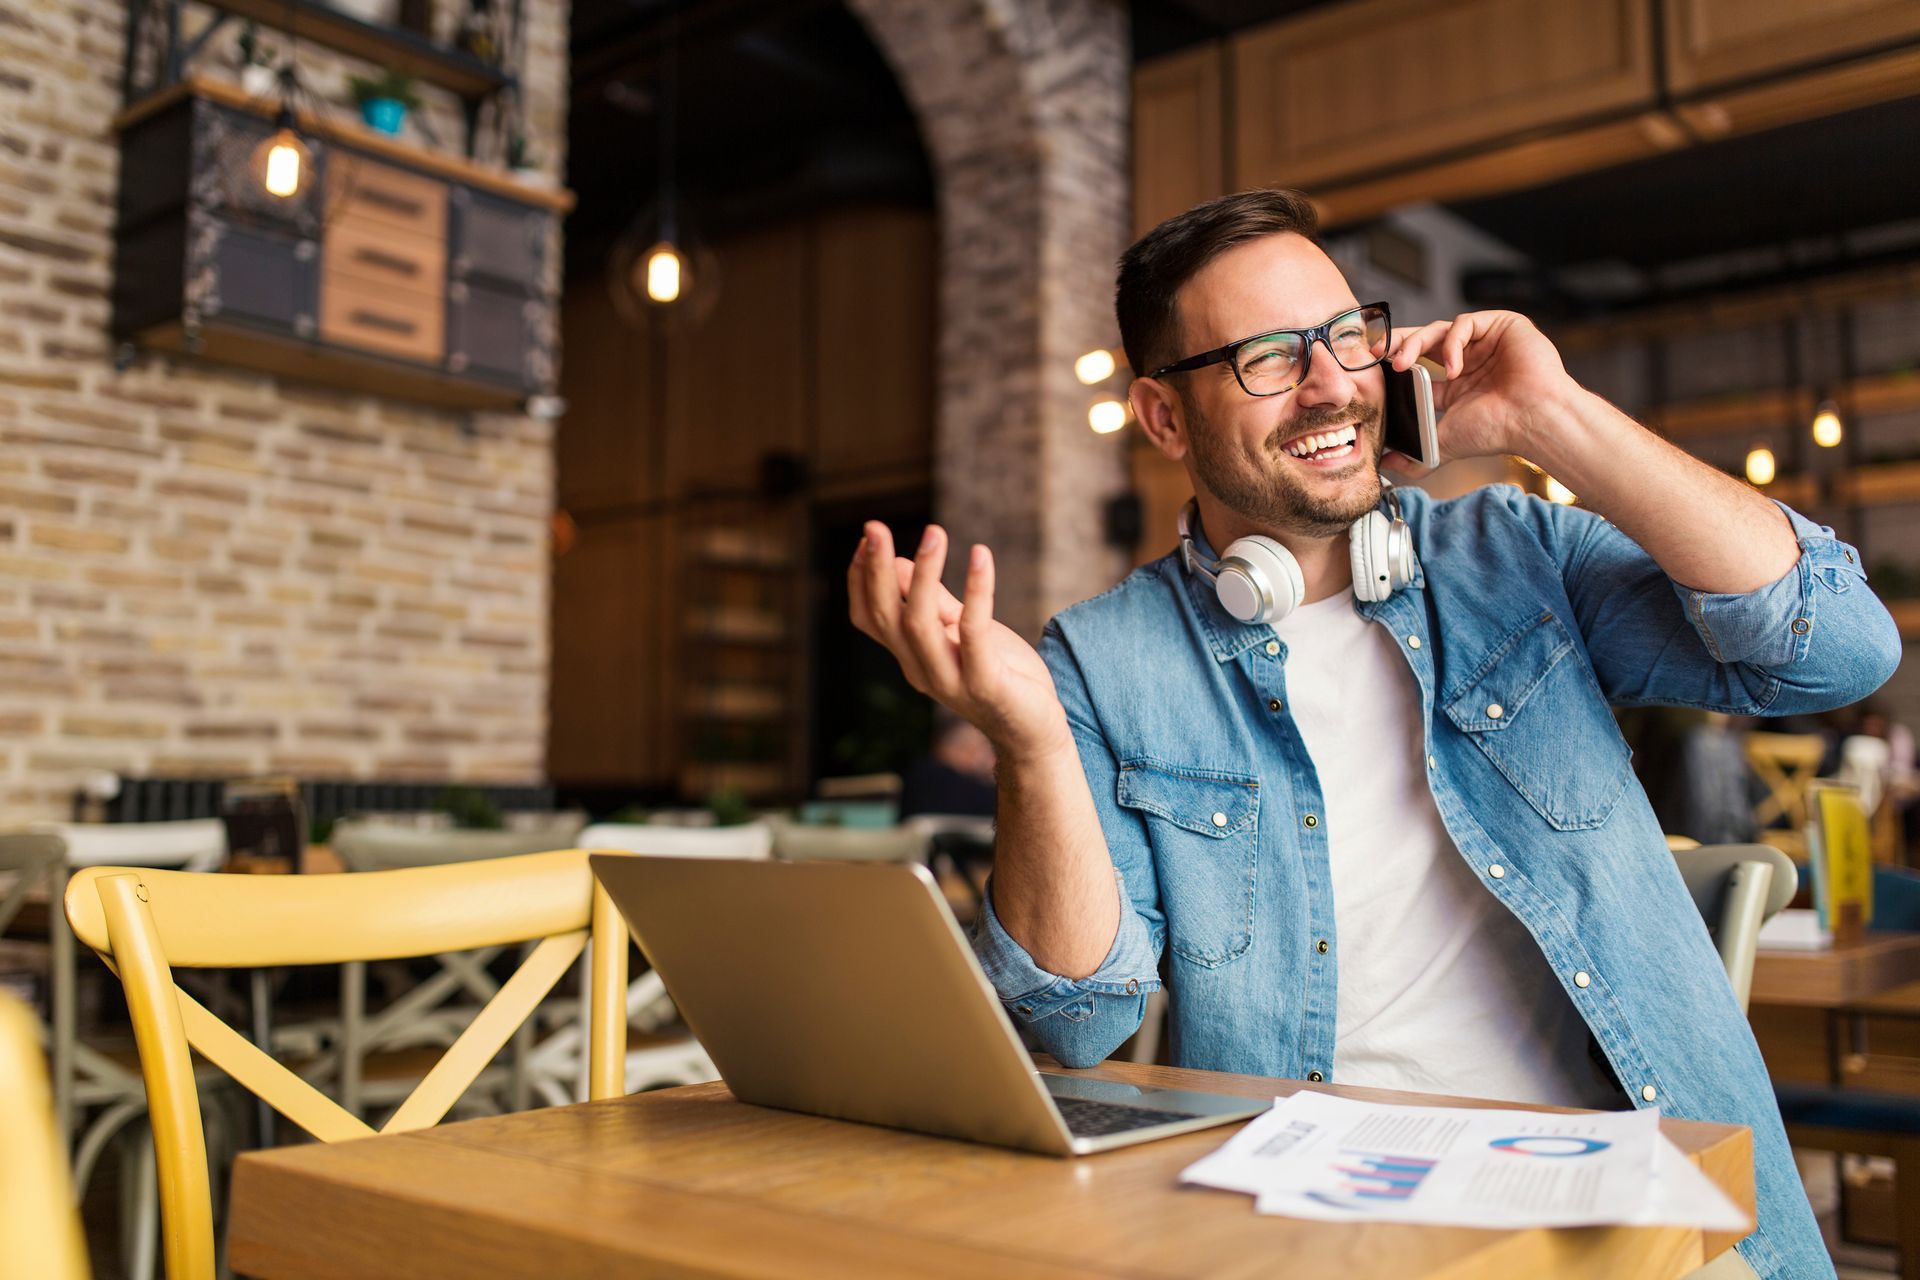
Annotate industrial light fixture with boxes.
[1811,399,1843,449]
[1088,398,1128,434]
[1075,349,1117,385]
[251,106,313,199]
[1745,446,1777,487]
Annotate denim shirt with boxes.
[972,483,1901,1280]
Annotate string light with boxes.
[643,243,684,304]
[1088,399,1128,434]
[1811,400,1843,449]
[249,110,312,200]
[1745,446,1777,487]
[1075,349,1117,385]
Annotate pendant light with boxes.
[608,2,718,329]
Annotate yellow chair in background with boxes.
[64,849,631,1280]
[1746,731,1827,858]
[0,990,90,1280]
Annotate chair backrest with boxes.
[33,819,228,872]
[1744,732,1826,832]
[1672,842,1799,1011]
[577,821,772,858]
[0,992,89,1280]
[767,817,928,863]
[64,849,630,1280]
[331,818,584,870]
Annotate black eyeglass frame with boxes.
[1145,301,1393,398]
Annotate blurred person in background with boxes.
[898,708,998,820]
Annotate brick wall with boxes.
[846,0,1132,638]
[0,0,569,818]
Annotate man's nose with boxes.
[1293,337,1359,407]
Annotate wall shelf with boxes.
[1835,461,1920,507]
[197,0,508,99]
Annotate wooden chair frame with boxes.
[0,991,89,1280]
[64,849,630,1280]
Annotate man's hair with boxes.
[1115,189,1320,379]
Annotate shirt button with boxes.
[1307,1070,1324,1083]
[1268,698,1283,712]
[1405,635,1421,649]
[1265,640,1280,656]
[1486,703,1504,719]
[1574,971,1591,988]
[1016,1004,1033,1016]
[1641,1084,1658,1103]
[1303,814,1318,829]
[1488,863,1505,878]
[1316,939,1329,954]
[1211,811,1228,828]
[1126,978,1139,995]
[1845,549,1855,563]
[1791,617,1811,635]
[1427,754,1436,769]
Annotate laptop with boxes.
[590,853,1267,1155]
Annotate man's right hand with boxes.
[847,522,1074,767]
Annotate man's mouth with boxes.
[1278,423,1359,465]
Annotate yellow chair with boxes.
[1745,731,1827,857]
[64,849,631,1280]
[0,990,90,1280]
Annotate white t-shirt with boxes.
[1271,588,1622,1110]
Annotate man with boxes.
[848,190,1899,1279]
[897,708,998,820]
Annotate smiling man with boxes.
[848,190,1899,1279]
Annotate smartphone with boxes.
[1383,358,1441,469]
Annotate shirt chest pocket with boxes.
[1442,611,1631,831]
[1116,760,1259,968]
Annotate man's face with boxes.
[1169,233,1386,538]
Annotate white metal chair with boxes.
[1671,842,1799,1012]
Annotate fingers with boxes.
[958,541,996,676]
[1439,314,1476,380]
[892,557,964,628]
[1391,320,1451,370]
[855,521,902,640]
[902,525,962,692]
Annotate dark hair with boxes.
[1115,189,1320,378]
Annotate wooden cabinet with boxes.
[1131,44,1227,239]
[1231,0,1656,191]
[1663,0,1920,92]
[111,80,567,411]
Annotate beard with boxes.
[1186,393,1385,538]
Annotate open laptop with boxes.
[590,853,1266,1155]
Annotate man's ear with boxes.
[1130,377,1188,461]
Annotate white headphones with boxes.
[1177,480,1415,624]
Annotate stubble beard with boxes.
[1186,393,1386,538]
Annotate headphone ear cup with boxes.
[1350,510,1393,603]
[1218,536,1304,624]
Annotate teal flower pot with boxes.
[360,97,407,135]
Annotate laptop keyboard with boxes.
[1054,1095,1200,1138]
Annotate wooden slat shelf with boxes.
[1646,386,1809,440]
[1835,461,1920,507]
[116,77,574,213]
[1758,475,1819,509]
[1552,262,1920,354]
[193,0,509,100]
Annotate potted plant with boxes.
[347,68,420,136]
[236,22,278,98]
[505,131,549,186]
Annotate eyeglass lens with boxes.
[1233,305,1390,395]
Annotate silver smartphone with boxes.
[1383,358,1441,468]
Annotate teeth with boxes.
[1283,424,1358,458]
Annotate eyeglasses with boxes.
[1146,302,1392,398]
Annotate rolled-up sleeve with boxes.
[966,621,1166,1068]
[1517,489,1903,715]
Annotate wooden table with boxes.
[1750,932,1920,1007]
[228,1059,1754,1280]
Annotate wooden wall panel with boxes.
[665,223,811,498]
[547,514,669,784]
[811,207,936,486]
[1131,44,1227,238]
[1664,0,1920,93]
[556,282,657,513]
[1129,442,1192,568]
[1231,0,1654,191]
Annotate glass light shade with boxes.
[1745,446,1777,486]
[250,126,312,200]
[608,202,721,331]
[1811,402,1843,448]
[1544,477,1576,505]
[1075,349,1117,385]
[1088,399,1128,434]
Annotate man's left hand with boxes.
[1379,310,1579,475]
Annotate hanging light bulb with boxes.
[643,241,684,303]
[1811,400,1843,449]
[249,110,312,200]
[1089,399,1128,434]
[1745,446,1777,486]
[1075,349,1117,385]
[1544,477,1576,505]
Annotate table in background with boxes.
[229,1059,1754,1280]
[1750,932,1920,1090]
